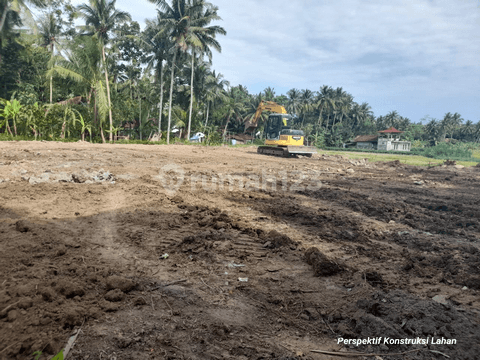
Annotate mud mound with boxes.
[262,230,298,249]
[332,290,480,359]
[399,243,480,288]
[15,220,31,233]
[180,230,229,254]
[105,276,136,293]
[55,279,85,298]
[305,247,344,276]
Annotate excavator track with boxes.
[257,146,315,158]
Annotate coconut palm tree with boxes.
[459,120,474,141]
[77,0,131,141]
[474,121,480,143]
[38,12,62,104]
[333,94,352,130]
[143,14,173,134]
[185,0,225,140]
[263,86,275,101]
[203,69,228,128]
[0,0,22,66]
[299,88,314,126]
[286,88,301,116]
[222,88,245,141]
[0,0,46,34]
[47,36,110,142]
[315,85,335,129]
[147,0,204,144]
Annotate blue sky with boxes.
[71,0,480,123]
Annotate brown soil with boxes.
[0,142,479,360]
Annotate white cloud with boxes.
[208,0,480,120]
[49,0,480,121]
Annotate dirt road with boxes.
[0,142,479,360]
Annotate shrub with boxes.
[421,142,472,159]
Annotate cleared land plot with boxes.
[0,142,479,360]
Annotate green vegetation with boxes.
[324,142,480,163]
[322,150,479,167]
[0,0,479,152]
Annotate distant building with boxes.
[352,127,411,151]
[377,127,411,151]
[352,135,379,150]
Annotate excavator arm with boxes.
[244,100,287,133]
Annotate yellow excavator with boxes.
[244,100,317,157]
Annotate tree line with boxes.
[1,0,479,147]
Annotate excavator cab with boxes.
[265,114,293,139]
[265,114,305,140]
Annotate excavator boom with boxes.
[244,100,287,133]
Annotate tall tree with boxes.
[0,0,46,34]
[263,86,275,101]
[48,36,109,142]
[147,0,204,144]
[185,0,225,140]
[299,88,314,126]
[315,85,335,129]
[77,0,131,141]
[222,87,244,141]
[143,15,173,134]
[38,12,62,103]
[286,88,301,116]
[203,69,228,128]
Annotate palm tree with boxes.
[185,0,225,140]
[474,121,480,143]
[222,88,245,141]
[315,85,335,129]
[439,112,453,141]
[263,86,275,101]
[203,69,228,128]
[286,88,301,115]
[0,0,19,40]
[299,88,314,126]
[38,12,62,104]
[47,36,109,142]
[333,94,352,130]
[0,0,46,34]
[243,93,267,132]
[77,0,131,142]
[147,0,204,144]
[142,16,173,134]
[351,102,373,134]
[449,112,463,139]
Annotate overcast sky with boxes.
[68,0,480,123]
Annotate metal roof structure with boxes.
[352,135,379,142]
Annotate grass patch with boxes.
[322,144,480,164]
[321,150,479,167]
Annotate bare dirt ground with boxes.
[0,142,479,360]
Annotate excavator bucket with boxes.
[244,120,258,133]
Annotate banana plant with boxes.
[20,102,44,139]
[0,98,22,136]
[105,125,123,143]
[76,113,92,142]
